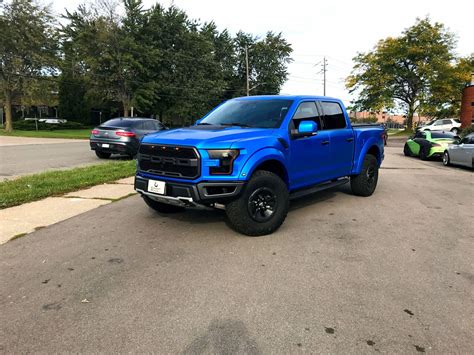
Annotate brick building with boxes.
[460,74,474,128]
[349,111,430,126]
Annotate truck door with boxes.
[288,101,332,189]
[320,101,354,177]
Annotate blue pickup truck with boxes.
[134,95,385,235]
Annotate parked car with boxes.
[134,95,385,236]
[38,118,67,124]
[417,118,461,135]
[404,131,457,160]
[90,118,166,159]
[443,133,474,168]
[24,117,67,124]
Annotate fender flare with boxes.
[239,148,287,182]
[351,137,381,175]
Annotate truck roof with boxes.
[233,95,341,101]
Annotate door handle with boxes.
[322,140,330,145]
[346,137,354,142]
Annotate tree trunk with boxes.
[123,104,129,117]
[4,91,13,133]
[406,104,415,130]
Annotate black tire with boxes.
[442,151,450,166]
[451,128,459,135]
[419,145,429,160]
[225,170,289,236]
[95,150,111,159]
[403,143,412,156]
[142,195,184,213]
[350,154,379,197]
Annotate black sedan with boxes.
[90,118,166,159]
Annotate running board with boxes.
[289,177,350,200]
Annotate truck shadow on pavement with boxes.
[142,184,351,233]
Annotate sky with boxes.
[51,0,473,106]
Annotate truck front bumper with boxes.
[134,175,245,208]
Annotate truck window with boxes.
[320,102,346,129]
[290,102,322,130]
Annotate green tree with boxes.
[346,18,459,128]
[233,31,292,97]
[423,54,474,118]
[0,0,58,132]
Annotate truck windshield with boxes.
[199,99,294,128]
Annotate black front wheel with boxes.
[226,170,289,236]
[403,143,411,157]
[351,154,379,197]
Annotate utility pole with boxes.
[322,56,328,96]
[245,45,250,96]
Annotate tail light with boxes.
[115,131,136,137]
[91,129,99,135]
[432,143,441,147]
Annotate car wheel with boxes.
[419,146,429,160]
[442,151,450,166]
[451,128,459,135]
[225,170,289,236]
[142,195,185,213]
[350,154,379,197]
[95,150,111,159]
[403,143,412,156]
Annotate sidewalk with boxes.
[0,135,87,146]
[0,177,136,244]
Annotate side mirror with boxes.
[292,120,318,138]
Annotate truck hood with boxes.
[141,126,274,149]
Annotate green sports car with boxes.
[404,131,457,160]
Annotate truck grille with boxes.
[138,144,200,179]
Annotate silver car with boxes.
[443,133,474,168]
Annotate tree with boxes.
[423,54,474,118]
[58,0,294,126]
[0,0,58,132]
[346,18,460,128]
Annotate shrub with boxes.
[13,120,85,131]
[460,126,474,138]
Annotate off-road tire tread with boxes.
[350,154,379,197]
[226,170,289,236]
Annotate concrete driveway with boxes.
[0,147,472,353]
[0,136,123,179]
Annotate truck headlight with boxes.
[207,149,240,175]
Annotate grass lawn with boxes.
[0,129,92,139]
[0,160,136,209]
[388,129,413,136]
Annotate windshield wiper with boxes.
[221,122,252,128]
[197,122,213,125]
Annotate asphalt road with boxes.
[1,147,473,353]
[0,138,123,179]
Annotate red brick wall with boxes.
[460,85,474,128]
